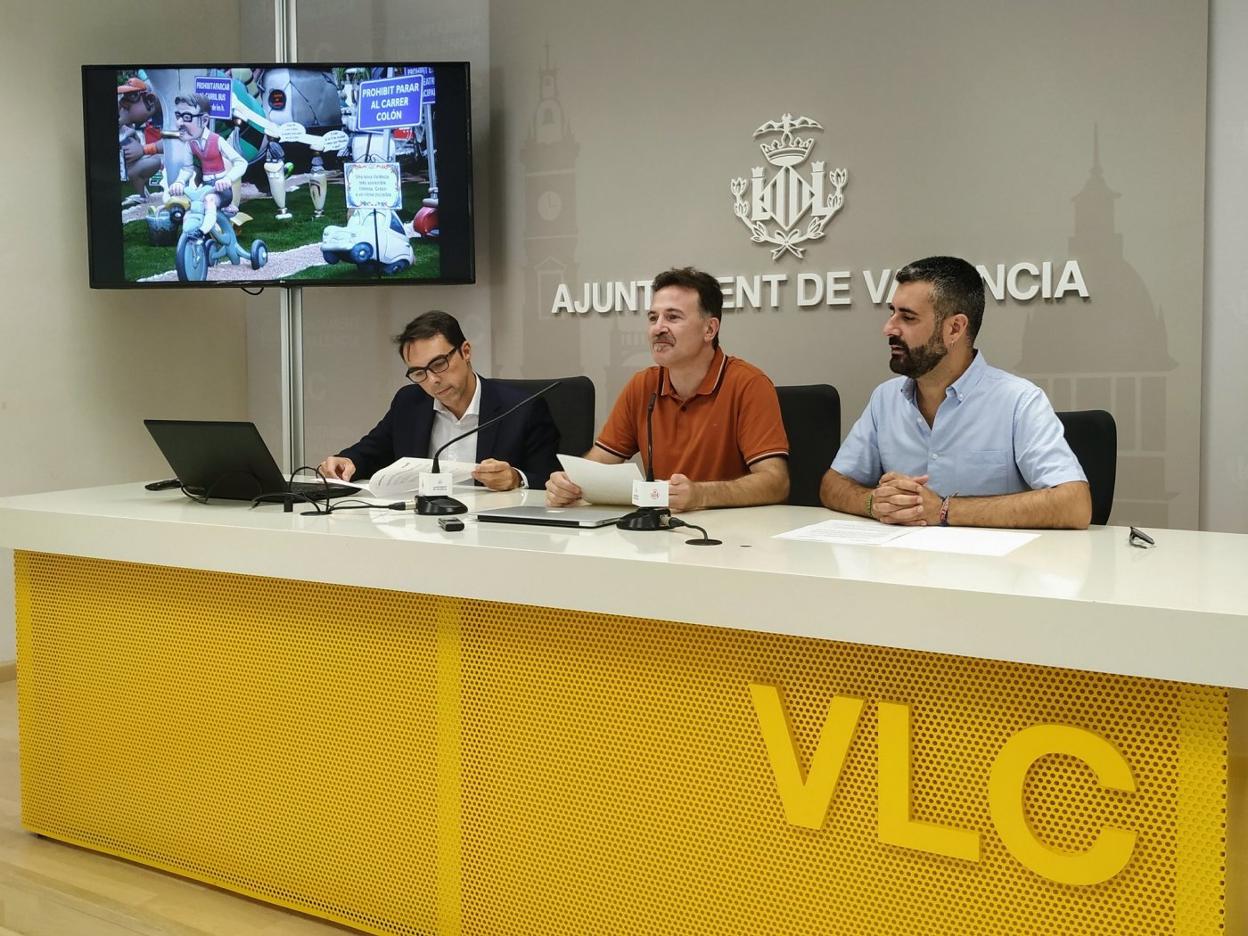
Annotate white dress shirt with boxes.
[429,372,483,467]
[427,376,528,488]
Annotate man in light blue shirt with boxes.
[821,256,1091,529]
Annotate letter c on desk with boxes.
[988,724,1137,885]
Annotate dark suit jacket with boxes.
[337,376,561,489]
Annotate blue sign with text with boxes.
[194,76,233,120]
[405,67,435,104]
[357,75,425,131]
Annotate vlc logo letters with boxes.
[749,684,1138,886]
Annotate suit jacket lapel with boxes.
[409,393,436,459]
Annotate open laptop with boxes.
[144,420,359,502]
[476,505,630,529]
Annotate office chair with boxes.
[1055,409,1117,525]
[776,384,841,507]
[496,376,596,456]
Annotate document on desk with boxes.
[880,526,1039,557]
[557,454,643,505]
[774,519,912,546]
[356,457,479,498]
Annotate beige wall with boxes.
[1203,0,1248,533]
[488,0,1207,532]
[0,1,251,659]
[281,1,1212,536]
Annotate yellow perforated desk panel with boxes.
[14,551,1231,935]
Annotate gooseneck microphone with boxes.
[645,390,657,483]
[416,380,562,516]
[616,388,673,532]
[613,375,722,545]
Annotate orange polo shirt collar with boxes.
[657,347,728,401]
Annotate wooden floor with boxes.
[0,680,348,936]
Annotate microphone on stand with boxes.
[415,380,562,516]
[616,390,673,531]
[613,378,722,545]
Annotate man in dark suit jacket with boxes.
[318,311,560,490]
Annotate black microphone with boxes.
[617,388,672,531]
[416,379,562,516]
[645,391,657,482]
[614,378,721,545]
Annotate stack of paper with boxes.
[355,457,478,498]
[774,519,1038,556]
[557,454,643,505]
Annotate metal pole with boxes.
[275,0,305,473]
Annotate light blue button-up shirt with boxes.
[831,352,1086,497]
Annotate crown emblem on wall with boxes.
[756,114,818,167]
[730,113,848,260]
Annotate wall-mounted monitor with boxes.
[83,62,474,288]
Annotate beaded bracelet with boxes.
[866,492,876,520]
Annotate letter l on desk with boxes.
[877,701,981,861]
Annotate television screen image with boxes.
[83,63,474,288]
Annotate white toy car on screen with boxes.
[320,208,414,275]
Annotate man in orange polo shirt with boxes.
[546,267,790,511]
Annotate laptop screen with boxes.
[145,419,310,501]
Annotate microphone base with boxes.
[415,495,468,516]
[615,507,672,531]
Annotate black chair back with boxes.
[776,384,841,507]
[496,376,596,456]
[1055,409,1116,525]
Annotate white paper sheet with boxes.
[557,454,643,506]
[880,526,1039,557]
[359,457,478,498]
[773,519,912,546]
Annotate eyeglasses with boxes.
[406,346,461,383]
[173,111,205,123]
[1128,526,1155,549]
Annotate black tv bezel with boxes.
[84,61,475,289]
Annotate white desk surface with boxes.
[1,483,1245,689]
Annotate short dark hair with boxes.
[652,266,724,350]
[173,93,213,116]
[895,256,985,343]
[393,310,467,359]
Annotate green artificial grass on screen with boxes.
[121,180,435,282]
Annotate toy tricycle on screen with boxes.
[167,184,269,282]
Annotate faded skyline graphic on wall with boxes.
[1018,131,1177,527]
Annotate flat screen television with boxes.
[83,62,474,288]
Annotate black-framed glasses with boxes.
[173,111,205,123]
[1128,526,1155,549]
[406,346,461,383]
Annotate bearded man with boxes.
[820,256,1091,529]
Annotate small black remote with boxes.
[144,479,182,491]
[438,517,465,532]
